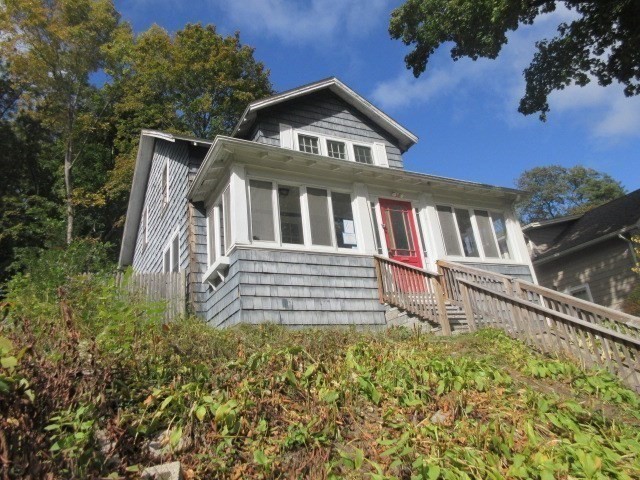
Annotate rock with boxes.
[430,410,450,425]
[95,429,120,469]
[146,431,192,461]
[141,461,183,480]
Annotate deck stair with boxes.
[374,255,640,392]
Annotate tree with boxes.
[515,165,625,223]
[1,0,121,243]
[389,1,640,120]
[102,23,272,235]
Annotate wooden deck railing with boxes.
[437,260,640,339]
[115,270,186,321]
[374,256,451,335]
[459,278,640,391]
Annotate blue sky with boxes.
[115,0,640,192]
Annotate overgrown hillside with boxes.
[1,246,640,479]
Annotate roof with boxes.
[188,135,524,203]
[533,189,640,263]
[231,77,419,152]
[118,130,212,268]
[522,214,582,232]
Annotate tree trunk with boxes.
[64,134,74,245]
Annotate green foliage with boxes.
[389,0,640,119]
[515,165,625,223]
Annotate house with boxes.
[523,189,640,311]
[118,77,536,328]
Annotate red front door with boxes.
[379,198,423,269]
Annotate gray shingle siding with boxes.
[132,139,190,274]
[247,90,405,169]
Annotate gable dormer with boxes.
[232,77,417,170]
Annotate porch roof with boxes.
[188,136,525,203]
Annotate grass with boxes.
[1,270,640,479]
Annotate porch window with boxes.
[207,186,232,266]
[437,205,513,260]
[248,180,357,251]
[298,134,319,154]
[353,145,373,164]
[278,185,304,245]
[307,188,333,246]
[436,206,463,256]
[249,180,276,242]
[332,192,357,249]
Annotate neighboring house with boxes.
[118,77,535,328]
[523,189,640,311]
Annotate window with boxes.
[161,160,168,207]
[308,188,332,246]
[332,192,357,249]
[436,205,513,260]
[142,206,148,247]
[326,140,347,160]
[436,206,463,256]
[248,180,357,250]
[163,231,179,272]
[249,180,276,241]
[568,284,593,302]
[207,186,232,267]
[278,185,304,244]
[353,145,373,164]
[298,134,319,154]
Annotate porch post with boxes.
[353,183,377,254]
[230,164,250,246]
[418,193,443,270]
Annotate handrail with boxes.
[437,259,640,338]
[374,256,451,335]
[459,278,640,390]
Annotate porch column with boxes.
[230,163,250,246]
[419,193,445,269]
[353,183,377,254]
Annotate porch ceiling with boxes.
[188,136,524,203]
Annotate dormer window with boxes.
[291,128,389,167]
[327,140,346,160]
[353,145,373,164]
[298,134,319,154]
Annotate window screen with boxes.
[249,180,275,241]
[454,208,479,257]
[332,192,357,249]
[436,206,462,256]
[475,210,499,258]
[307,187,332,246]
[491,213,511,259]
[278,185,304,244]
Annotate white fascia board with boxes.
[522,214,582,232]
[232,77,418,151]
[188,136,525,203]
[141,129,213,147]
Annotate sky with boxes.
[115,0,640,192]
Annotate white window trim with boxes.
[204,187,232,285]
[162,230,180,273]
[247,174,362,254]
[566,283,594,302]
[162,159,169,208]
[292,129,388,167]
[435,203,520,264]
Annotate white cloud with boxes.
[372,5,640,140]
[209,0,392,44]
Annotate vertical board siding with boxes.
[535,239,638,311]
[248,90,405,169]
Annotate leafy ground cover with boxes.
[1,258,640,478]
